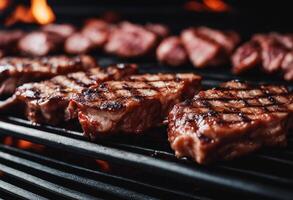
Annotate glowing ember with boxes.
[96,160,111,172]
[0,0,9,11]
[31,0,55,25]
[3,136,44,151]
[5,0,55,26]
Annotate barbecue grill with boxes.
[0,1,292,199]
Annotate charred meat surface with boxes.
[0,30,24,55]
[12,64,137,125]
[71,73,201,139]
[156,36,188,67]
[0,55,96,96]
[168,80,293,164]
[18,31,64,56]
[105,22,158,58]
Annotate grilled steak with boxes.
[181,27,239,68]
[105,22,158,57]
[0,55,96,96]
[65,33,93,54]
[232,41,262,74]
[18,31,63,56]
[168,80,293,164]
[181,28,221,67]
[281,51,293,81]
[70,73,201,139]
[9,64,137,125]
[156,36,188,67]
[145,23,170,39]
[42,24,76,38]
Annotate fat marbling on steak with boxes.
[168,80,293,164]
[69,73,201,139]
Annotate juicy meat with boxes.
[145,23,170,38]
[65,33,92,54]
[81,19,110,48]
[11,64,137,125]
[253,34,288,73]
[18,31,63,56]
[156,36,188,67]
[168,80,293,164]
[0,30,24,55]
[181,28,222,67]
[70,73,201,139]
[42,24,76,38]
[0,55,96,96]
[105,22,158,57]
[196,27,240,54]
[232,41,262,74]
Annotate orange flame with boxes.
[0,0,9,11]
[5,0,55,26]
[31,0,55,25]
[184,0,231,12]
[3,136,44,151]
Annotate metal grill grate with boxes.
[0,63,292,200]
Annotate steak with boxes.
[145,23,170,39]
[65,33,93,54]
[0,55,96,96]
[168,80,293,164]
[156,36,188,67]
[105,22,158,57]
[9,64,137,125]
[0,30,24,56]
[232,41,262,74]
[18,31,63,56]
[181,28,222,67]
[42,24,76,39]
[70,73,201,139]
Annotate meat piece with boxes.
[270,33,293,49]
[156,36,188,66]
[0,30,24,55]
[10,64,137,125]
[253,34,288,73]
[281,51,293,81]
[81,19,110,48]
[232,41,262,74]
[181,28,222,67]
[196,27,240,54]
[0,55,96,96]
[18,31,63,56]
[70,73,201,139]
[42,24,76,38]
[65,33,92,54]
[105,22,157,57]
[145,23,170,38]
[168,80,293,164]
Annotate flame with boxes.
[0,0,9,11]
[3,136,44,151]
[184,0,231,12]
[31,0,55,25]
[203,0,231,12]
[5,0,55,26]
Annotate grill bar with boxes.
[0,180,47,200]
[0,120,293,199]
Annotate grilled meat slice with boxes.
[156,36,188,67]
[232,41,262,74]
[196,27,240,54]
[181,28,222,67]
[65,33,93,54]
[281,51,293,81]
[42,24,76,39]
[252,34,288,73]
[0,55,96,96]
[70,73,201,139]
[168,80,293,164]
[11,64,137,125]
[105,22,158,57]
